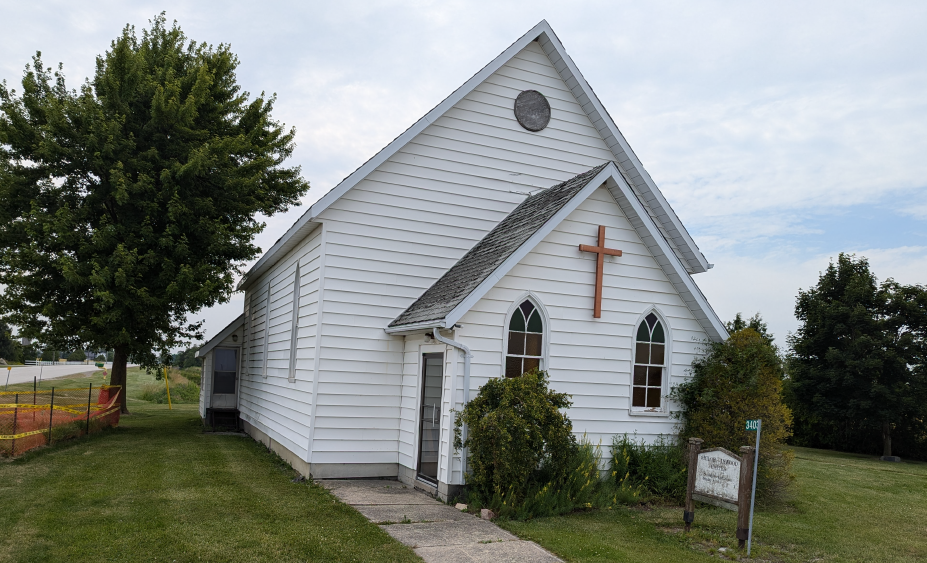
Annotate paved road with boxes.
[2,364,112,388]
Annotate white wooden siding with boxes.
[199,352,211,418]
[312,42,621,472]
[238,225,323,462]
[455,185,708,477]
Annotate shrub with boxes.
[671,322,794,504]
[139,370,200,404]
[67,350,86,362]
[467,437,643,520]
[453,370,576,508]
[610,434,687,503]
[180,366,202,386]
[95,354,106,362]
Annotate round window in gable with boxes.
[514,90,551,132]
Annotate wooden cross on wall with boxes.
[579,226,622,318]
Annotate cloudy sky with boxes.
[3,0,925,346]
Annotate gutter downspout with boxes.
[432,327,472,481]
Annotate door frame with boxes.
[211,346,241,405]
[415,346,445,484]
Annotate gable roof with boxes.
[385,162,728,342]
[196,314,243,358]
[238,20,710,292]
[389,163,610,330]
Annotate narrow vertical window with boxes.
[288,264,301,382]
[241,293,251,377]
[261,283,271,378]
[632,312,666,410]
[505,300,544,378]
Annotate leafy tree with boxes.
[671,322,794,501]
[21,345,37,362]
[0,15,308,412]
[172,345,202,369]
[0,323,20,361]
[67,350,87,362]
[727,312,774,345]
[788,254,927,459]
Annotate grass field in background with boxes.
[0,370,418,563]
[500,446,927,562]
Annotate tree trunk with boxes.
[882,420,891,458]
[110,347,129,414]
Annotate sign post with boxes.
[683,438,702,531]
[745,419,762,555]
[163,366,173,410]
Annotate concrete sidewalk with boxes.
[320,480,562,563]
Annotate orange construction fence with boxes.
[0,385,121,457]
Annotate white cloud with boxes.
[2,0,925,343]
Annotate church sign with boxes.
[692,448,741,510]
[683,438,757,551]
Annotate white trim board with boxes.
[237,20,709,292]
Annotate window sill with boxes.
[628,408,670,417]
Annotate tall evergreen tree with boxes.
[788,254,927,458]
[0,15,309,412]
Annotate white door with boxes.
[211,347,239,409]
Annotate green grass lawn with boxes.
[500,446,927,562]
[0,369,419,563]
[4,369,926,561]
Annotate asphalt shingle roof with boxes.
[388,163,610,329]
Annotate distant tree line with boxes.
[171,346,203,369]
[786,253,927,460]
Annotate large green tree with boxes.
[0,15,309,412]
[788,254,927,458]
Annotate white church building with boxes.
[197,20,727,500]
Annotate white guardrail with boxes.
[23,360,104,366]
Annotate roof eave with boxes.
[238,19,710,290]
[196,314,244,358]
[238,21,554,291]
[384,319,446,335]
[535,25,711,274]
[386,163,727,342]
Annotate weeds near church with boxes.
[455,370,701,519]
[138,367,201,404]
[610,435,687,502]
[499,447,927,562]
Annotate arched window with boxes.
[505,299,544,378]
[633,312,666,410]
